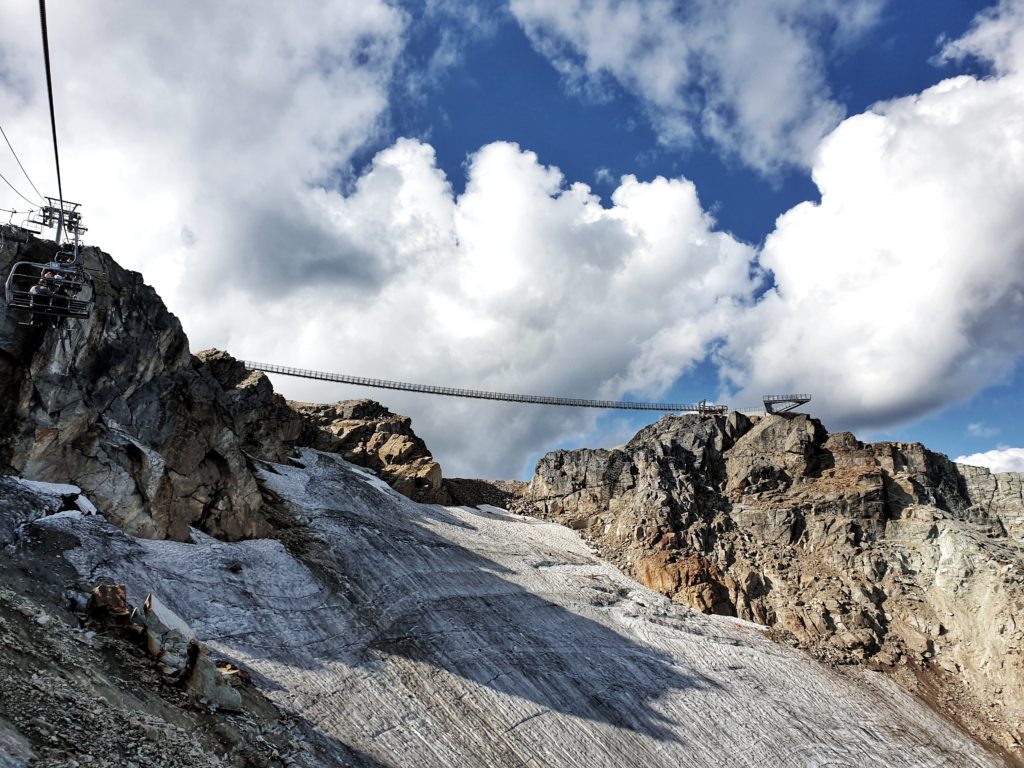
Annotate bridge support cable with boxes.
[244,361,728,414]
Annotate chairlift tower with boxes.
[28,197,86,248]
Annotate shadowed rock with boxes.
[0,231,267,541]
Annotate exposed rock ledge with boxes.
[0,228,445,542]
[517,412,1024,757]
[289,399,449,504]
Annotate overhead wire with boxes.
[0,123,44,202]
[37,0,65,242]
[0,169,39,207]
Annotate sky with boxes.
[1,0,1022,479]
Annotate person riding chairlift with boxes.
[50,270,70,311]
[28,269,56,310]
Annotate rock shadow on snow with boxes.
[258,452,719,741]
[21,451,718,743]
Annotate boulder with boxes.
[292,400,449,504]
[142,593,241,710]
[86,584,133,626]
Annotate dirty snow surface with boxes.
[48,450,999,767]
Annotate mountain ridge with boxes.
[1,226,1021,765]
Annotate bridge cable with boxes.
[0,123,44,202]
[37,0,66,241]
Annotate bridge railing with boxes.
[763,394,812,403]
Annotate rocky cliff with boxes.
[0,232,270,540]
[519,412,1024,755]
[0,227,445,541]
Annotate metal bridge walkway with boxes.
[243,361,728,413]
[763,393,812,414]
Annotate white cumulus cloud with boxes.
[719,0,1024,432]
[955,447,1024,473]
[0,1,407,303]
[508,0,883,172]
[214,140,758,477]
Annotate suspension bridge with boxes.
[243,361,730,413]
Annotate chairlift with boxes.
[3,198,95,324]
[1,3,94,326]
[4,260,94,323]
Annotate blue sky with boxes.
[1,0,1022,477]
[384,0,989,242]
[376,0,1020,468]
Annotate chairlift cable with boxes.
[0,169,38,207]
[0,123,45,202]
[37,0,66,242]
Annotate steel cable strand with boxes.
[0,123,45,202]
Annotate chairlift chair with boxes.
[4,260,94,322]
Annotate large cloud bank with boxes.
[212,140,758,477]
[719,0,1024,431]
[2,1,1023,477]
[508,0,883,172]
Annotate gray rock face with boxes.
[1,231,268,541]
[520,412,1024,755]
[1,229,447,540]
[194,349,302,463]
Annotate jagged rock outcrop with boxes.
[520,412,1024,754]
[194,349,302,463]
[291,399,449,503]
[0,231,268,541]
[196,350,450,504]
[0,229,446,541]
